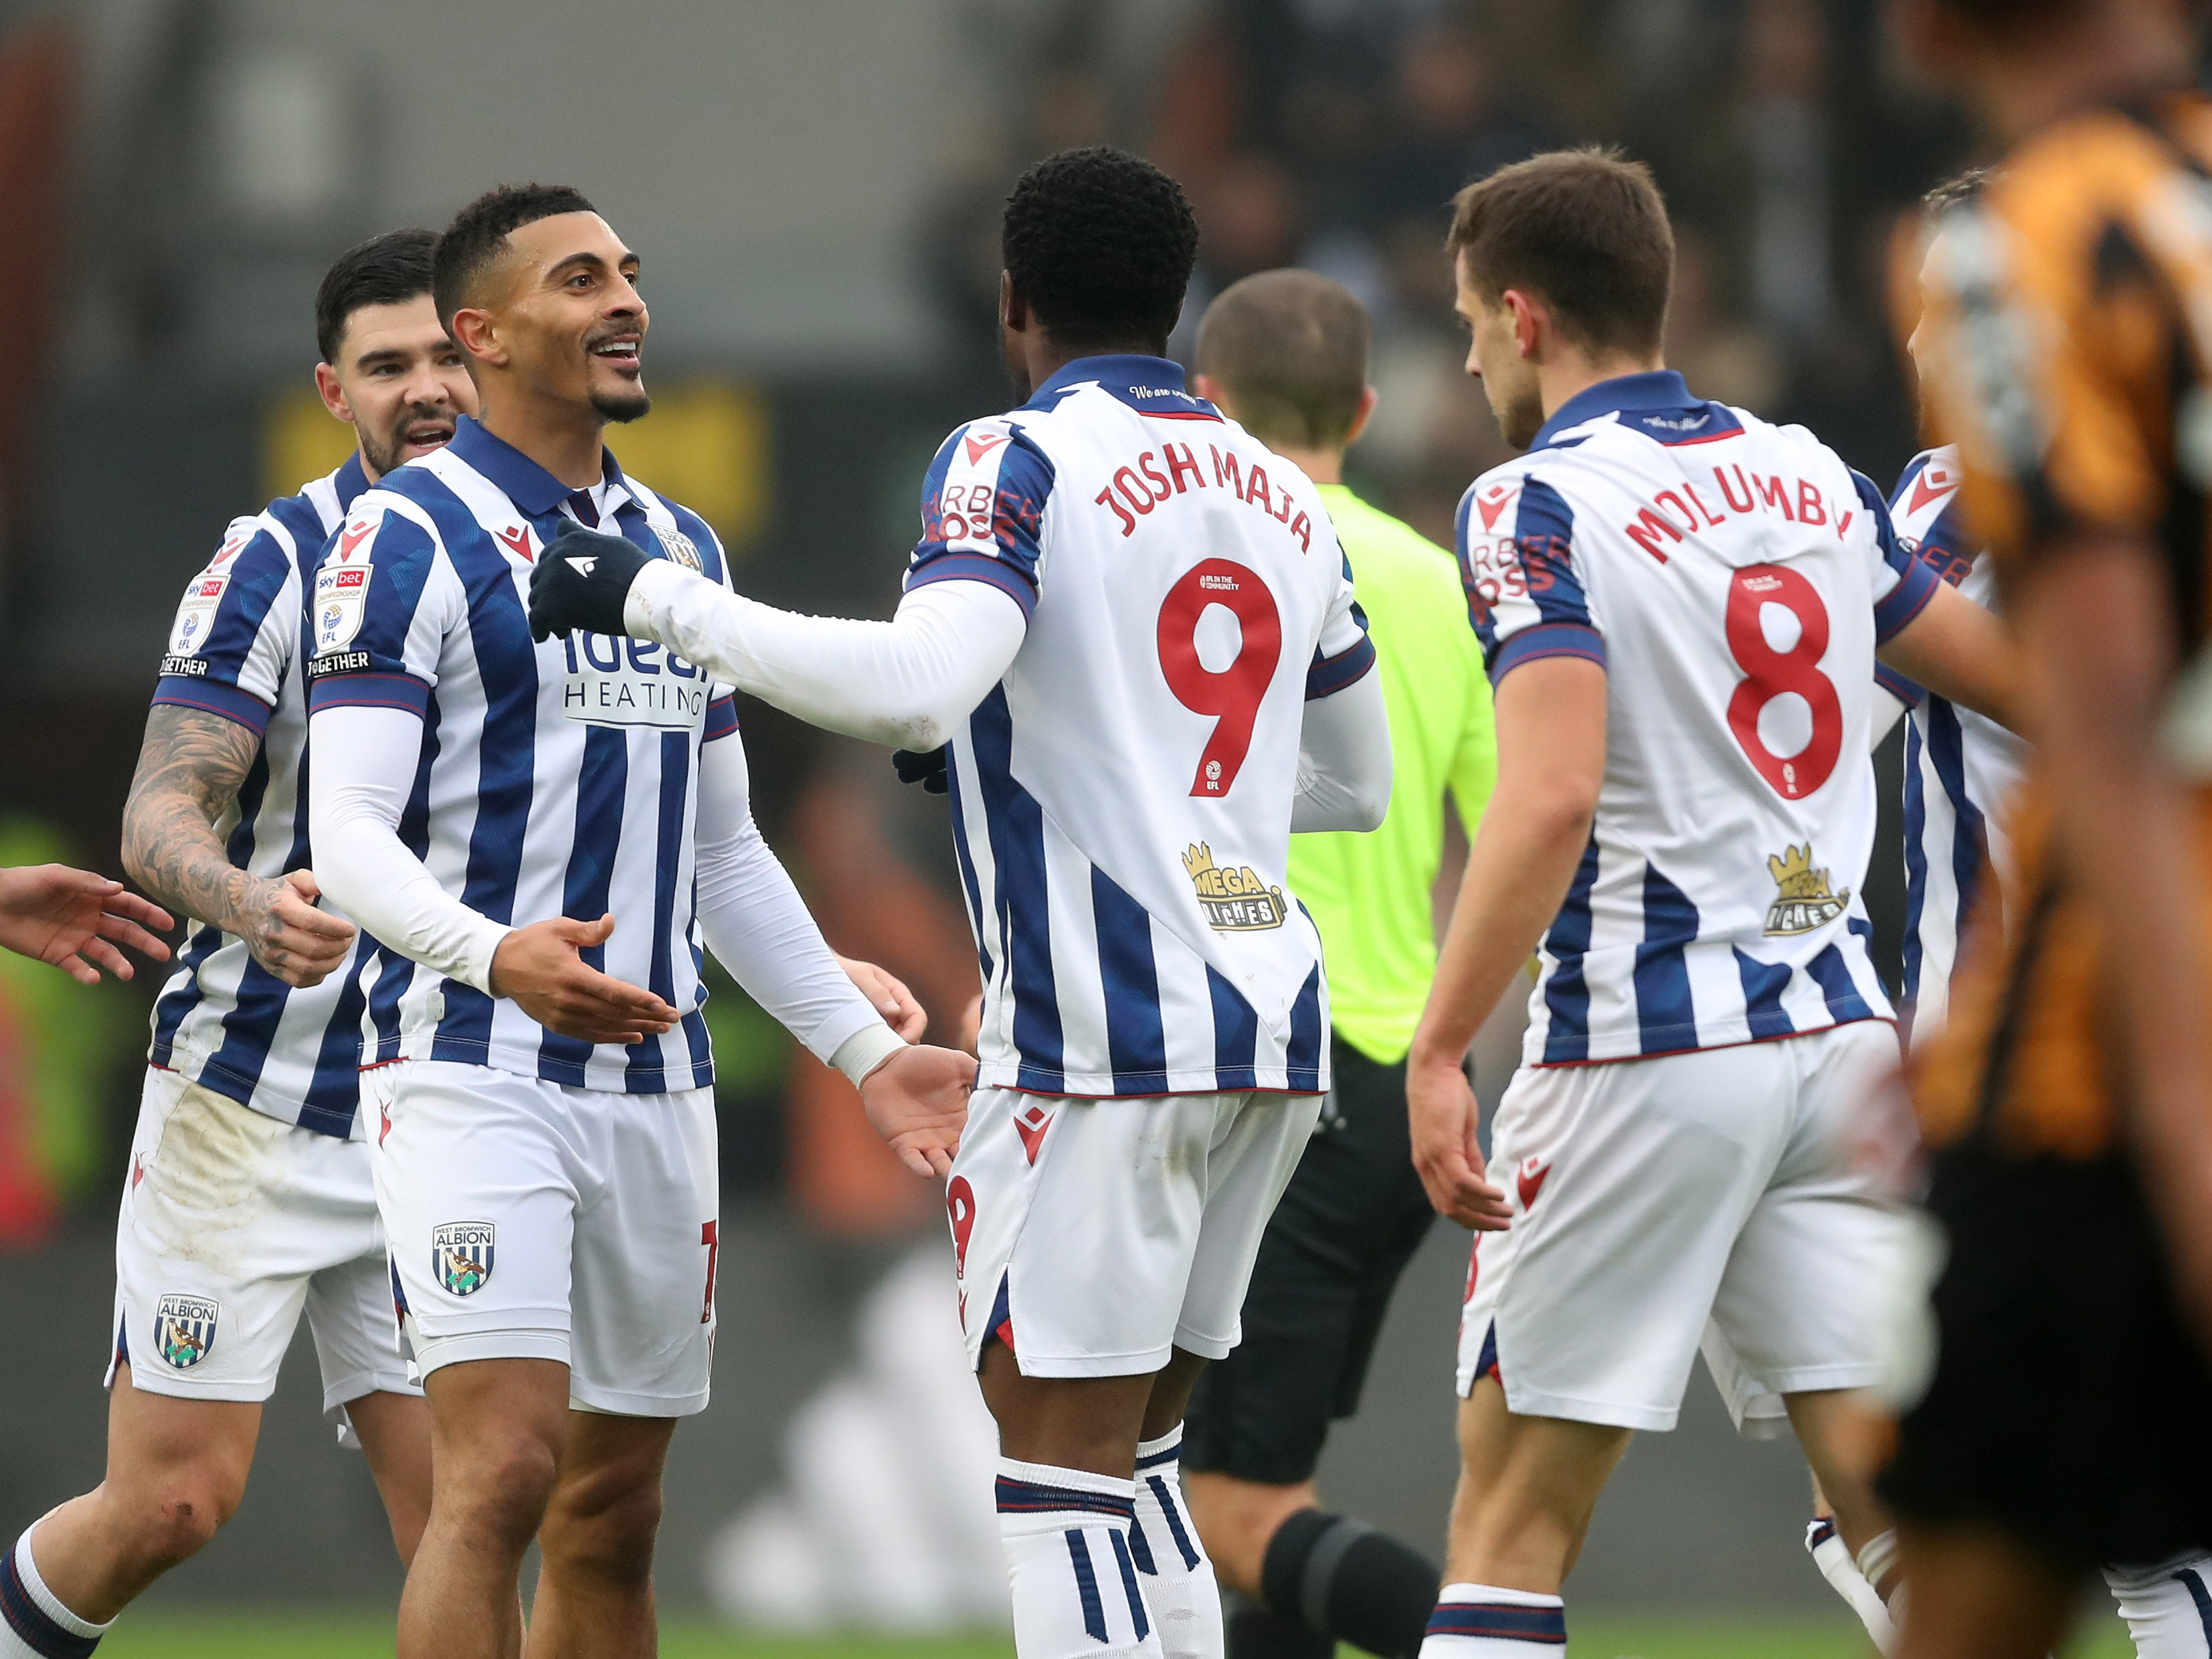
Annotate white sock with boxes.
[996,1458,1162,1658]
[1128,1426,1222,1659]
[1419,1581,1565,1654]
[0,1525,110,1658]
[1806,1516,1896,1656]
[2105,1553,2212,1656]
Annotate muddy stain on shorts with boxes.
[133,1080,286,1276]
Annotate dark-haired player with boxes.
[1402,150,2011,1656]
[302,184,973,1659]
[0,230,474,1659]
[1884,2,2212,1655]
[530,147,1393,1659]
[1178,268,1492,1659]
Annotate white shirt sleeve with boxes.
[626,563,1025,751]
[307,703,512,992]
[691,722,903,1082]
[1291,669,1393,833]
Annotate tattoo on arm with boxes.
[122,705,276,940]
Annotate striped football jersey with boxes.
[1455,370,1940,1067]
[304,416,738,1094]
[912,354,1375,1096]
[147,454,382,1139]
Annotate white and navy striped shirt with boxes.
[1455,371,1940,1066]
[147,456,381,1138]
[917,355,1374,1097]
[305,418,737,1094]
[1885,445,2027,1044]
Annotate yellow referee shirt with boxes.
[1292,483,1496,1065]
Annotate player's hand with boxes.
[490,913,684,1044]
[243,869,358,988]
[527,521,654,642]
[1407,1047,1511,1231]
[858,1044,976,1178]
[836,955,926,1041]
[0,865,173,985]
[891,746,950,794]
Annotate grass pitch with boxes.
[96,1609,2139,1657]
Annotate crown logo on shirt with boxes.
[1763,843,1850,936]
[1183,843,1287,932]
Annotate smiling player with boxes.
[302,184,973,1659]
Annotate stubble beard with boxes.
[591,386,652,424]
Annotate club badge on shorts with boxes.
[152,1293,219,1370]
[432,1221,496,1296]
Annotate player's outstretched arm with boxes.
[1406,655,1607,1230]
[1292,669,1393,833]
[0,864,173,985]
[1877,580,2017,731]
[122,705,356,987]
[531,524,1026,750]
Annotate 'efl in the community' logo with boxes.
[433,1221,496,1297]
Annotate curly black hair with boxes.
[433,182,597,328]
[1002,147,1198,353]
[315,227,438,364]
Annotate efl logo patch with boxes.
[654,525,704,573]
[313,563,372,654]
[432,1221,496,1297]
[167,574,229,658]
[152,1293,219,1370]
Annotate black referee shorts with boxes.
[1879,1137,2212,1567]
[1184,1034,1436,1487]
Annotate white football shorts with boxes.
[110,1067,416,1442]
[1456,1019,1904,1431]
[948,1085,1323,1377]
[365,1059,718,1417]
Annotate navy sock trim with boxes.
[1111,1528,1150,1642]
[0,1551,98,1659]
[998,1476,1134,1520]
[1136,1444,1180,1470]
[1128,1515,1159,1575]
[1426,1601,1566,1644]
[2173,1566,2212,1647]
[1147,1474,1202,1572]
[1066,1530,1107,1642]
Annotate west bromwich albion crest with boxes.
[654,525,703,573]
[433,1221,495,1296]
[152,1292,219,1370]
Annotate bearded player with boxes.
[1,230,466,1659]
[530,148,1394,1659]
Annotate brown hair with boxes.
[1446,147,1674,359]
[1196,269,1371,449]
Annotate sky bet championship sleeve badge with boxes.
[1184,843,1287,931]
[167,574,229,660]
[433,1221,495,1296]
[152,1292,219,1369]
[1764,843,1851,935]
[312,561,371,656]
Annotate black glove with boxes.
[527,519,655,642]
[892,745,949,794]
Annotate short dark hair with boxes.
[433,183,597,329]
[1197,269,1370,449]
[1003,147,1198,353]
[1447,147,1674,360]
[1922,167,1989,216]
[315,228,439,364]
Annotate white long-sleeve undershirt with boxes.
[627,562,1394,829]
[307,703,901,1083]
[626,563,1026,753]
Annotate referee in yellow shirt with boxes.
[1182,270,1496,1659]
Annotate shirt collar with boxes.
[333,450,371,513]
[1530,369,1696,450]
[1026,353,1214,416]
[444,415,628,517]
